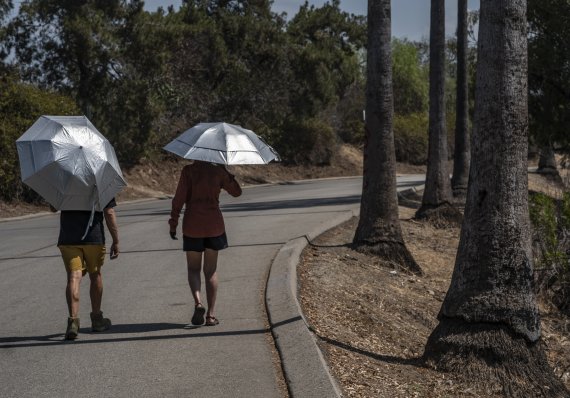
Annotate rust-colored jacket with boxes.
[169,161,242,238]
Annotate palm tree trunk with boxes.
[423,1,568,395]
[451,0,470,197]
[537,142,559,176]
[353,0,421,275]
[416,0,460,224]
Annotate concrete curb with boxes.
[266,207,359,398]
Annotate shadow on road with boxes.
[0,316,306,349]
[221,195,361,213]
[117,194,361,218]
[117,178,423,219]
[0,241,286,262]
[0,325,270,349]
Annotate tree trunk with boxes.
[537,143,559,176]
[451,0,470,197]
[423,1,568,395]
[416,0,459,224]
[353,0,421,275]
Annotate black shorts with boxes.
[183,233,228,252]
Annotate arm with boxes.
[221,168,242,197]
[104,207,120,259]
[169,167,190,239]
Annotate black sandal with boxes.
[205,316,219,326]
[191,303,206,325]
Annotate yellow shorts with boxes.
[58,245,106,274]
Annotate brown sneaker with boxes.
[65,317,80,340]
[90,312,111,332]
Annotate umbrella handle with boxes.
[81,186,97,241]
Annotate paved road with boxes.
[0,175,424,398]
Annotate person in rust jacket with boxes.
[169,160,242,326]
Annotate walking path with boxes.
[0,176,424,398]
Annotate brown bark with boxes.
[424,319,569,397]
[416,0,454,220]
[423,1,569,395]
[353,0,421,275]
[451,0,471,197]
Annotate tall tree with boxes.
[11,0,127,108]
[423,1,569,395]
[451,0,470,196]
[286,0,366,119]
[416,0,455,221]
[10,0,168,162]
[353,0,421,275]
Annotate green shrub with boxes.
[0,79,79,202]
[393,113,429,164]
[276,117,336,165]
[562,192,570,230]
[530,192,559,249]
[529,191,570,314]
[336,83,365,145]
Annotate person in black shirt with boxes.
[54,199,120,340]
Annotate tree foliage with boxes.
[528,0,570,151]
[392,38,428,115]
[0,0,495,203]
[286,0,366,118]
[0,0,12,66]
[0,75,79,202]
[9,0,171,163]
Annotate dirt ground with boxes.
[297,173,570,398]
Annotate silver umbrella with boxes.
[16,115,127,212]
[163,122,280,165]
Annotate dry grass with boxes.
[297,174,570,397]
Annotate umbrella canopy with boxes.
[163,122,280,165]
[16,115,127,211]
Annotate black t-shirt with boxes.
[57,199,117,246]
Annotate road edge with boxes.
[265,208,359,398]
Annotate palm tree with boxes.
[423,1,568,395]
[451,0,470,196]
[416,0,456,222]
[537,142,559,176]
[352,0,421,275]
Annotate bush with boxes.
[0,79,79,202]
[336,82,365,145]
[276,118,337,165]
[530,191,570,314]
[393,113,429,164]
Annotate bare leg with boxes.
[66,270,83,318]
[203,249,219,318]
[186,251,203,305]
[89,271,103,314]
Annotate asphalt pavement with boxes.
[0,175,425,398]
